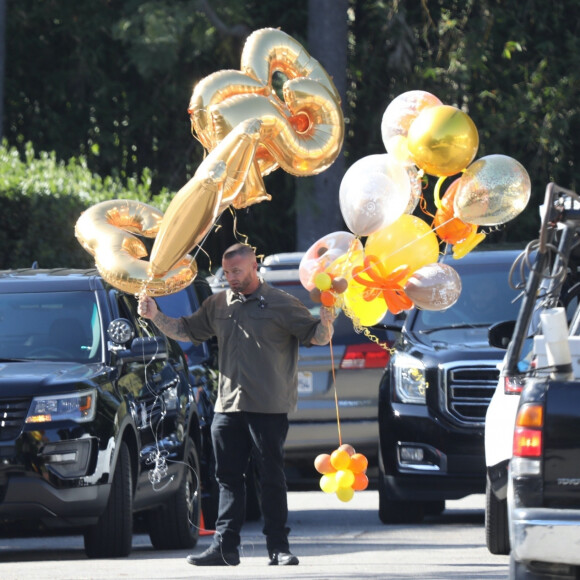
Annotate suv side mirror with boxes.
[114,336,169,361]
[488,320,516,349]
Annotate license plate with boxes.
[298,371,313,393]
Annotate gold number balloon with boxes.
[76,28,345,295]
[75,200,197,296]
[148,118,262,279]
[188,27,344,204]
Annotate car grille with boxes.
[0,398,31,441]
[443,363,499,426]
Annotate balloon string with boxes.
[433,175,447,209]
[329,335,342,447]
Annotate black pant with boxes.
[210,411,290,554]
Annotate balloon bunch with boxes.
[75,27,344,296]
[378,90,531,258]
[314,444,369,503]
[299,89,532,328]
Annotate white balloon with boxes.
[381,91,443,165]
[339,154,411,236]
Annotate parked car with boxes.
[484,182,580,578]
[0,268,214,557]
[155,277,220,528]
[377,249,524,523]
[209,252,395,485]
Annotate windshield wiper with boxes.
[419,323,490,334]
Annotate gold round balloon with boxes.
[407,105,479,177]
[75,200,197,297]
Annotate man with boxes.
[138,243,336,566]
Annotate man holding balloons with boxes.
[138,243,336,567]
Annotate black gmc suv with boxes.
[0,268,216,557]
[377,249,523,523]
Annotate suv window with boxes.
[156,282,210,365]
[413,261,521,331]
[1,290,101,363]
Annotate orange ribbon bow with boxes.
[351,255,413,315]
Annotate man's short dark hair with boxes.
[223,243,256,261]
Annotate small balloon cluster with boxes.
[314,444,369,503]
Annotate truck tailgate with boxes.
[544,380,580,507]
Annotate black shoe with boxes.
[186,546,240,566]
[268,551,299,566]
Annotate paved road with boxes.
[0,491,508,579]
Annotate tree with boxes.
[295,0,349,251]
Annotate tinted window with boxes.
[412,261,520,331]
[157,287,209,364]
[0,291,101,362]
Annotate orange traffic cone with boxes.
[199,509,214,536]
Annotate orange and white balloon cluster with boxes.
[315,444,369,503]
[75,28,344,296]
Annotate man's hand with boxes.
[138,295,158,320]
[319,305,337,327]
[311,306,337,346]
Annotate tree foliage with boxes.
[4,0,580,263]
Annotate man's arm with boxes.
[138,295,191,342]
[310,306,336,346]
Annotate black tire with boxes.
[378,465,424,524]
[485,474,510,555]
[84,441,133,558]
[424,500,445,516]
[147,436,201,550]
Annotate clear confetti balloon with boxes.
[453,154,531,226]
[404,263,462,311]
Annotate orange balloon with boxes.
[314,453,335,475]
[433,178,476,245]
[320,291,336,307]
[349,453,368,474]
[330,449,351,471]
[352,472,369,491]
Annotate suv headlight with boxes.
[25,389,97,424]
[392,353,428,404]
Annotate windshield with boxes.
[412,261,521,332]
[0,291,102,363]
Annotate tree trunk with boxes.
[296,0,348,251]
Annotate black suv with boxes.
[377,249,523,523]
[0,268,215,557]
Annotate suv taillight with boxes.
[513,403,544,458]
[504,374,525,395]
[340,343,390,369]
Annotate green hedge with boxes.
[0,142,173,270]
